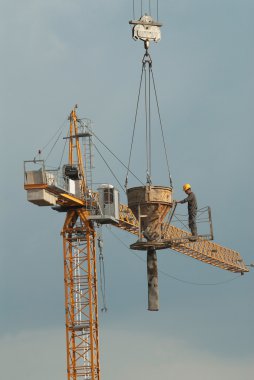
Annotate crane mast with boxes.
[62,208,100,380]
[62,107,100,379]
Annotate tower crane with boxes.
[24,12,248,380]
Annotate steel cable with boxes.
[144,63,150,181]
[125,63,145,189]
[148,59,152,180]
[91,131,145,187]
[151,67,173,187]
[93,143,126,192]
[45,130,63,163]
[58,129,69,169]
[34,118,67,161]
[97,234,107,312]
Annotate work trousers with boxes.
[189,212,197,236]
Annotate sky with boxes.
[1,1,254,379]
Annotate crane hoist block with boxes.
[130,15,162,43]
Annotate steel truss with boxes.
[62,209,100,380]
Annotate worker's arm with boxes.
[176,196,188,204]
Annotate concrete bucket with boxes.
[127,185,173,242]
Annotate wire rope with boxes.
[148,60,152,180]
[126,50,173,188]
[144,63,149,181]
[34,118,67,161]
[91,131,145,187]
[93,143,126,192]
[58,128,69,169]
[97,232,107,312]
[45,130,63,163]
[125,64,145,189]
[151,67,173,187]
[106,227,243,286]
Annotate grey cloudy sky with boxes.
[1,1,254,379]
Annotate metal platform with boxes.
[116,205,249,274]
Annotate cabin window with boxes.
[104,189,113,204]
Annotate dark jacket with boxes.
[180,192,197,216]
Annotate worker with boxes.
[176,183,198,237]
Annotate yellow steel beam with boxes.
[24,184,47,190]
[59,193,85,206]
[117,204,249,274]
